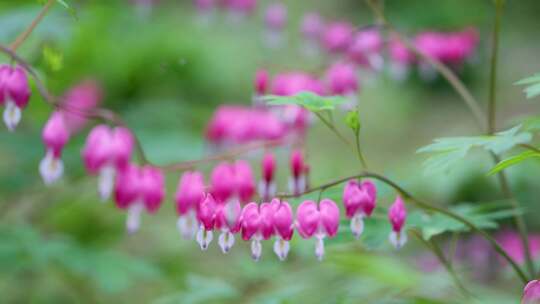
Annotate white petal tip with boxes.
[3,102,21,132]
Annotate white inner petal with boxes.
[218,229,235,254]
[350,213,365,239]
[196,225,213,251]
[39,150,64,186]
[126,201,144,234]
[389,230,408,250]
[177,211,197,240]
[315,235,325,262]
[273,237,290,261]
[98,165,116,202]
[251,239,262,262]
[3,100,21,132]
[367,53,384,72]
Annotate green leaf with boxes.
[55,0,78,19]
[516,73,540,99]
[408,202,519,240]
[42,45,63,72]
[488,150,540,175]
[264,92,347,112]
[417,125,531,173]
[344,110,360,134]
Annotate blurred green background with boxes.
[1,0,540,303]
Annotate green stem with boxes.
[354,132,369,169]
[314,112,353,147]
[411,230,472,297]
[487,0,503,134]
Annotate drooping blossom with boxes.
[40,111,70,185]
[325,62,359,109]
[225,0,257,22]
[215,197,242,253]
[0,65,31,131]
[60,80,102,133]
[82,125,134,201]
[205,106,285,146]
[258,153,276,202]
[114,164,165,234]
[263,3,287,48]
[322,21,354,54]
[241,202,274,261]
[523,280,540,304]
[347,29,384,71]
[296,199,340,261]
[196,193,218,250]
[271,199,294,261]
[175,171,205,240]
[288,150,307,196]
[253,69,269,106]
[210,161,255,204]
[342,179,377,238]
[496,230,540,265]
[388,35,415,81]
[388,196,407,249]
[300,12,324,56]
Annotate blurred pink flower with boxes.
[175,171,205,240]
[258,153,276,202]
[40,111,70,185]
[347,29,384,70]
[288,149,307,196]
[60,80,102,133]
[523,280,540,304]
[0,65,31,131]
[82,125,134,200]
[497,231,540,265]
[388,196,407,249]
[343,179,377,238]
[322,21,354,54]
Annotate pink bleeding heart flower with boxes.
[234,160,255,203]
[175,171,205,240]
[325,62,359,110]
[322,21,354,54]
[226,0,257,21]
[347,29,384,71]
[388,35,415,81]
[241,202,274,261]
[194,0,215,12]
[82,125,134,201]
[60,80,102,133]
[210,162,236,202]
[343,180,377,238]
[215,198,242,253]
[264,3,287,31]
[253,69,269,106]
[523,280,540,304]
[113,164,164,234]
[40,111,70,186]
[140,166,165,214]
[196,193,218,250]
[296,199,340,261]
[258,153,276,202]
[288,150,307,196]
[388,196,407,249]
[271,199,294,261]
[0,65,31,131]
[301,12,324,40]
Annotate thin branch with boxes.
[364,0,487,131]
[278,171,529,283]
[519,143,540,154]
[10,0,55,52]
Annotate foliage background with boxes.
[1,0,540,303]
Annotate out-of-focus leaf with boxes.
[345,110,360,134]
[153,274,238,304]
[417,125,531,173]
[42,45,63,71]
[408,203,519,240]
[264,92,347,112]
[516,73,540,99]
[488,150,540,175]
